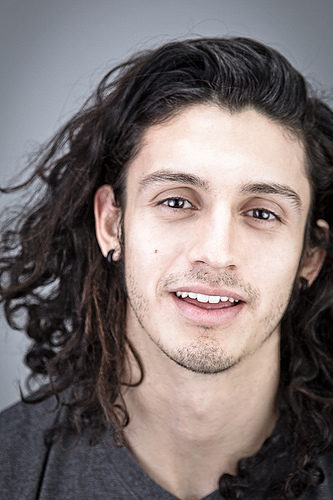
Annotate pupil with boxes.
[171,199,182,207]
[257,209,267,219]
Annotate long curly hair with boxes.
[1,37,333,499]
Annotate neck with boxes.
[123,331,280,500]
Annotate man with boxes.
[1,37,333,500]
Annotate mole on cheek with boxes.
[154,249,158,254]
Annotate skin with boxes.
[95,105,326,499]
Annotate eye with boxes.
[161,198,193,209]
[246,208,281,221]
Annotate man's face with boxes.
[120,105,313,374]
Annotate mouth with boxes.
[175,291,240,309]
[171,289,244,325]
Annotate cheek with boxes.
[260,256,301,310]
[255,251,302,334]
[124,218,183,272]
[124,230,172,328]
[249,238,303,298]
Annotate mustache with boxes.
[158,269,260,304]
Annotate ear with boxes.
[299,219,329,286]
[94,185,122,261]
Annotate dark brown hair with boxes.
[1,37,333,499]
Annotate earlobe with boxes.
[94,185,122,260]
[299,219,329,287]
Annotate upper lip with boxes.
[170,285,245,302]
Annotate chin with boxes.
[159,339,239,374]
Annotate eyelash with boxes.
[245,208,281,222]
[160,197,194,210]
[158,198,282,224]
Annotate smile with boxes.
[172,289,244,325]
[175,291,240,305]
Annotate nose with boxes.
[188,207,239,271]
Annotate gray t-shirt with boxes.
[1,396,333,499]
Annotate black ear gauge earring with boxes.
[300,277,309,293]
[107,249,115,265]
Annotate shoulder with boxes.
[0,395,60,449]
[304,448,333,499]
[319,448,333,489]
[0,396,61,500]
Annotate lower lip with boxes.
[171,294,244,326]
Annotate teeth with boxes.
[175,292,239,304]
[208,296,220,304]
[197,293,209,303]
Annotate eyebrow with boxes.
[240,182,302,209]
[139,170,210,191]
[138,171,302,209]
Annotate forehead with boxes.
[126,105,310,204]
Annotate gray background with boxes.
[1,0,332,412]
